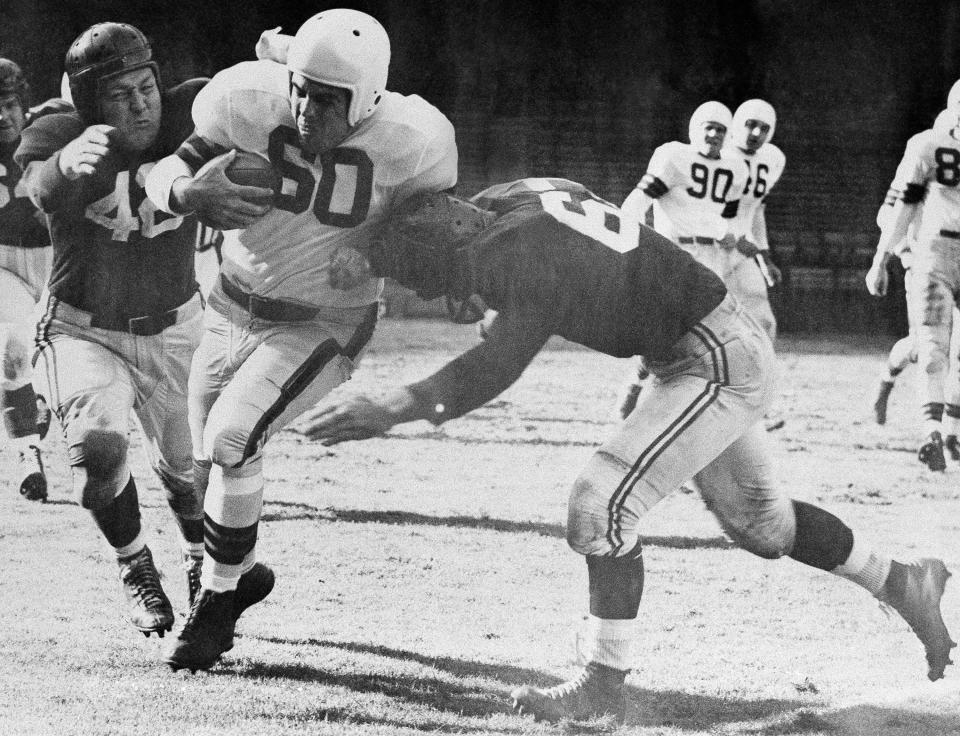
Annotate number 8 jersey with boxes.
[151,59,457,309]
[888,125,960,244]
[640,141,747,242]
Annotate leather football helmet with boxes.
[65,22,159,124]
[286,9,390,127]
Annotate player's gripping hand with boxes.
[298,395,397,446]
[177,150,274,230]
[865,251,890,297]
[58,124,115,179]
[735,236,761,258]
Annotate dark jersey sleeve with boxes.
[14,111,87,214]
[407,306,552,424]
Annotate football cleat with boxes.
[165,588,236,672]
[511,662,627,723]
[873,379,895,425]
[225,562,275,652]
[182,554,203,609]
[945,434,960,462]
[918,431,947,472]
[18,444,47,502]
[118,546,174,637]
[879,558,955,681]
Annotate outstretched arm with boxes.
[299,308,552,445]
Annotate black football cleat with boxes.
[879,558,956,681]
[224,562,275,651]
[918,432,947,472]
[511,662,627,723]
[18,444,47,502]
[165,588,236,672]
[118,546,174,637]
[945,434,960,462]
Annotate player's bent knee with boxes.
[205,421,255,469]
[566,475,633,556]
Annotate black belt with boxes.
[220,274,319,322]
[90,306,180,336]
[940,229,960,240]
[677,236,716,245]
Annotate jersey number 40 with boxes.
[267,125,373,228]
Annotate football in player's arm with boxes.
[144,9,458,673]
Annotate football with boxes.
[224,150,282,198]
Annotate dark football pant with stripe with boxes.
[189,287,377,590]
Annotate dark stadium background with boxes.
[2,0,957,334]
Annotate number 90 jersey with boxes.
[182,60,457,309]
[468,178,727,358]
[888,127,960,243]
[642,141,747,241]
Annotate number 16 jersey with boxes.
[160,59,458,309]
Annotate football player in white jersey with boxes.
[145,8,458,670]
[721,99,785,341]
[867,83,960,470]
[617,102,748,418]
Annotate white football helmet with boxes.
[286,9,390,127]
[688,101,732,154]
[730,98,777,150]
[934,108,953,133]
[947,78,960,109]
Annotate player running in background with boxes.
[867,84,960,471]
[145,8,457,671]
[16,23,209,638]
[616,101,748,418]
[303,178,954,723]
[721,99,785,341]
[0,58,59,502]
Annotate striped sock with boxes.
[201,463,263,593]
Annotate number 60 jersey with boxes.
[148,59,457,310]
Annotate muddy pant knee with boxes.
[73,429,129,510]
[701,491,795,559]
[567,472,642,557]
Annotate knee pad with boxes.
[74,429,129,509]
[568,475,615,556]
[788,500,853,571]
[204,414,257,469]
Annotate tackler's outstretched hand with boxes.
[59,124,115,179]
[180,150,274,230]
[299,395,399,446]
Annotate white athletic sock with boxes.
[581,615,635,671]
[832,537,891,596]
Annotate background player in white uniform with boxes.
[0,59,56,501]
[617,102,748,417]
[16,23,208,639]
[721,99,785,341]
[146,8,458,671]
[867,84,960,471]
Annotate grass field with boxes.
[2,319,958,736]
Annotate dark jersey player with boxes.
[302,177,954,722]
[15,23,228,643]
